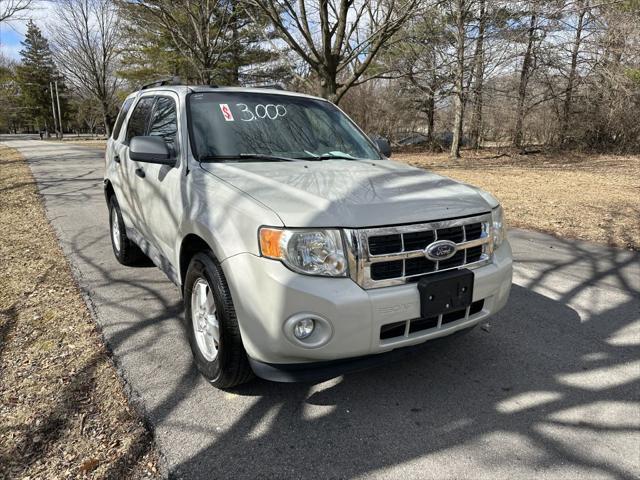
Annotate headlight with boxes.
[259,227,348,277]
[491,205,506,248]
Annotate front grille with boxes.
[368,234,402,255]
[437,226,465,243]
[403,230,435,251]
[466,245,483,263]
[465,223,483,240]
[379,300,485,340]
[438,250,465,270]
[370,261,403,280]
[346,213,493,289]
[405,257,436,277]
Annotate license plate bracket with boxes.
[418,269,474,318]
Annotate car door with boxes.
[121,95,156,238]
[107,96,135,226]
[133,94,184,265]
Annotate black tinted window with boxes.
[148,96,178,156]
[112,97,134,140]
[125,97,155,143]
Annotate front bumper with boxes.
[248,327,477,383]
[222,240,512,372]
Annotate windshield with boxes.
[188,92,381,161]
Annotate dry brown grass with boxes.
[395,149,640,250]
[0,145,159,479]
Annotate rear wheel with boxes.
[184,251,253,388]
[108,195,146,266]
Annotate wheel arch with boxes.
[179,233,217,288]
[103,179,115,204]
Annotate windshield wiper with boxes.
[296,154,361,161]
[199,153,299,163]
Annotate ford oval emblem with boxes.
[425,240,457,261]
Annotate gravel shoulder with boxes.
[0,145,160,479]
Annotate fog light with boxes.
[293,318,315,339]
[284,313,333,348]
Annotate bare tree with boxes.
[468,0,485,149]
[559,0,588,145]
[393,6,452,144]
[334,0,639,152]
[513,7,537,148]
[251,0,420,103]
[0,0,33,23]
[50,0,122,135]
[407,46,442,143]
[450,0,472,158]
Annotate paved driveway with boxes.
[3,138,639,479]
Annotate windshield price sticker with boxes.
[219,103,235,121]
[237,103,287,122]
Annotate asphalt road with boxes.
[3,137,639,479]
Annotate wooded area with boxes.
[1,0,639,155]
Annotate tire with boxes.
[108,195,146,266]
[184,251,254,388]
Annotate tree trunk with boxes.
[230,7,240,85]
[426,49,437,143]
[102,104,112,137]
[514,11,537,149]
[469,0,486,149]
[320,68,339,103]
[560,2,586,145]
[450,0,466,159]
[425,92,435,143]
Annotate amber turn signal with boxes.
[259,227,284,259]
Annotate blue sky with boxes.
[0,26,24,59]
[1,2,53,61]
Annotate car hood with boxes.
[199,159,497,228]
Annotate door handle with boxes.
[135,167,145,178]
[114,154,120,163]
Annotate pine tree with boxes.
[116,0,289,86]
[16,21,66,133]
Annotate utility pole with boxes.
[55,81,63,140]
[49,82,58,138]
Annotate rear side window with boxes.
[148,96,178,156]
[125,97,155,143]
[111,97,134,140]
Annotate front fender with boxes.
[175,168,283,281]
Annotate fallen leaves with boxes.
[80,458,100,474]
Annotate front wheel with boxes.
[184,251,253,388]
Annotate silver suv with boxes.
[104,82,513,388]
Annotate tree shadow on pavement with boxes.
[165,282,639,479]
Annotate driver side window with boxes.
[147,96,178,157]
[125,96,155,144]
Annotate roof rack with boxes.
[140,76,182,90]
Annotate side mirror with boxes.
[129,136,175,165]
[375,137,392,158]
